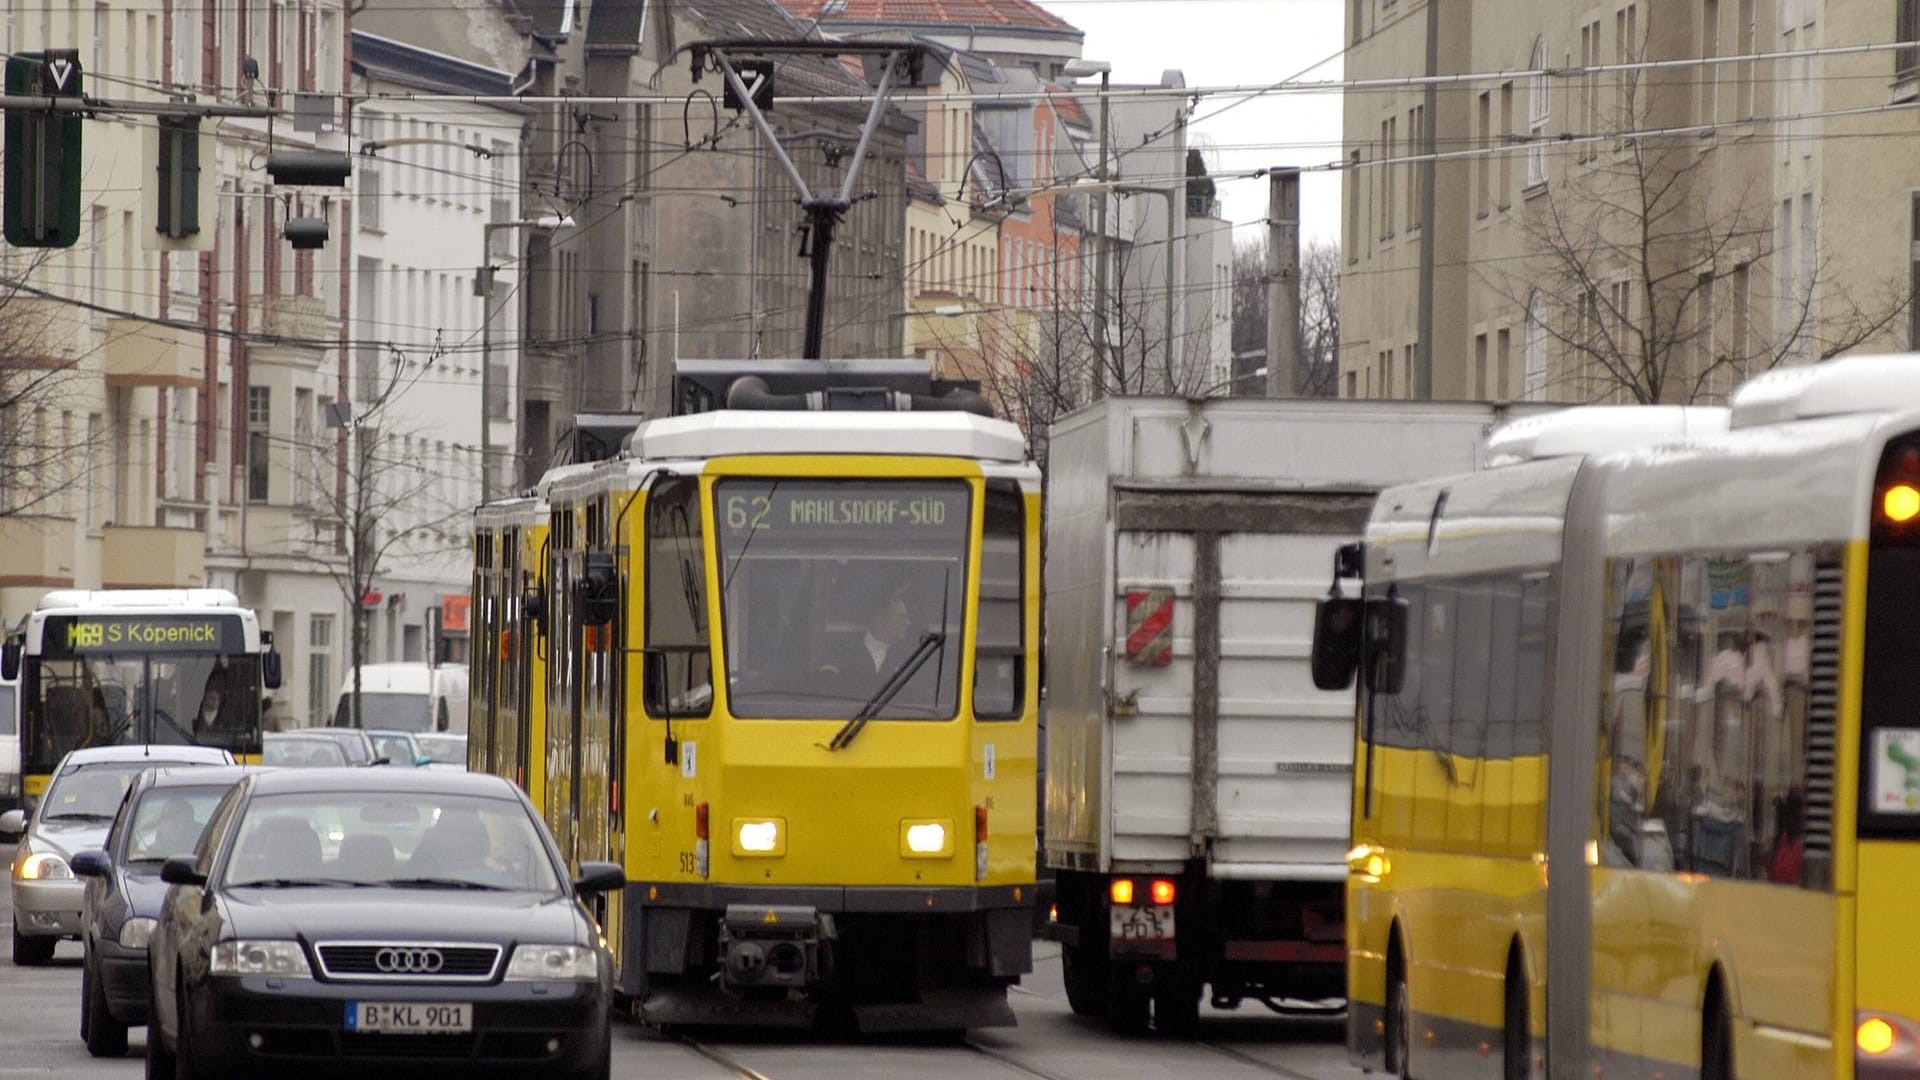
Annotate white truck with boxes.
[1044,396,1545,1035]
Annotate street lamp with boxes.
[478,214,572,503]
[1060,178,1185,385]
[1060,59,1111,398]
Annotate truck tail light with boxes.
[1150,878,1176,905]
[1109,878,1135,905]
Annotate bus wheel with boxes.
[1701,980,1733,1080]
[1503,948,1528,1080]
[1386,945,1412,1080]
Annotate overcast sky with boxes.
[1047,0,1347,248]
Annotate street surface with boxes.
[0,844,1362,1079]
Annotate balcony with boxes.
[105,318,206,388]
[251,293,332,342]
[0,516,76,589]
[102,526,206,589]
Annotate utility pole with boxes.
[1089,67,1112,399]
[1264,168,1300,398]
[1415,0,1440,399]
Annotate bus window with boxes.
[646,477,712,718]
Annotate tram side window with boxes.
[645,477,713,718]
[1449,582,1493,762]
[975,483,1025,720]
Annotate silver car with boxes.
[2,745,232,965]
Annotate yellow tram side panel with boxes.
[619,457,1037,895]
[520,518,552,817]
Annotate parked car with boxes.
[278,726,380,766]
[366,730,432,769]
[1,745,233,966]
[412,733,468,772]
[332,663,469,735]
[70,765,252,1056]
[147,769,623,1079]
[261,734,352,769]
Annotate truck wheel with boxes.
[1061,943,1109,1018]
[1153,976,1202,1039]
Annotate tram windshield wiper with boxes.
[826,631,945,752]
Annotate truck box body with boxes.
[1043,397,1544,1030]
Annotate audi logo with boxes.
[373,947,445,974]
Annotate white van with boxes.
[0,673,19,810]
[331,663,468,735]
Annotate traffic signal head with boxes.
[3,52,84,249]
[285,216,330,250]
[266,150,352,187]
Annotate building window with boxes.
[1476,91,1492,217]
[247,385,270,503]
[1700,0,1720,130]
[1407,105,1423,230]
[1527,38,1550,188]
[1901,0,1920,80]
[1737,0,1756,118]
[1347,150,1363,258]
[1379,117,1396,239]
[1499,82,1515,209]
[308,614,333,727]
[1523,291,1548,400]
[1496,328,1512,399]
[1474,333,1489,396]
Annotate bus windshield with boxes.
[713,479,970,720]
[22,653,262,776]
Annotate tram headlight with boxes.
[731,818,785,857]
[900,820,952,858]
[1857,1012,1920,1059]
[15,852,72,881]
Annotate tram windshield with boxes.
[713,479,970,720]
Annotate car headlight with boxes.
[209,940,311,977]
[900,819,954,858]
[15,851,72,881]
[731,818,785,857]
[504,944,599,982]
[118,918,158,950]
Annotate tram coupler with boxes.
[718,905,834,990]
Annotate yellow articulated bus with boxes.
[1314,353,1920,1080]
[473,360,1042,1031]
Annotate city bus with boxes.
[1,589,282,803]
[1314,353,1920,1080]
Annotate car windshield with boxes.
[42,761,201,821]
[224,791,560,892]
[371,735,419,766]
[124,787,229,862]
[415,735,466,765]
[713,480,970,720]
[262,738,348,768]
[335,692,432,732]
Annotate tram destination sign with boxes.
[720,485,966,535]
[40,614,246,656]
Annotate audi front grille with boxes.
[314,942,503,982]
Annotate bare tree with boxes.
[285,351,470,728]
[1493,46,1909,404]
[1231,236,1340,397]
[0,255,101,519]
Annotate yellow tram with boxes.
[472,361,1041,1030]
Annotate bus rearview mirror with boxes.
[0,640,18,681]
[262,649,284,690]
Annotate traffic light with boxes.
[154,116,201,239]
[3,51,84,249]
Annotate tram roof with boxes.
[622,410,1030,464]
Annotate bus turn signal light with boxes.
[1859,1017,1897,1056]
[1149,879,1176,905]
[1109,878,1135,905]
[1885,484,1920,524]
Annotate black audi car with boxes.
[147,768,624,1080]
[70,765,252,1057]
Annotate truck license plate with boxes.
[1109,904,1175,941]
[345,1002,472,1034]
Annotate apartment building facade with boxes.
[1340,0,1916,405]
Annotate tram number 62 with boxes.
[725,496,772,531]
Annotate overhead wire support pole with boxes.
[696,40,923,360]
[0,94,273,118]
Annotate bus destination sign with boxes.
[41,614,246,656]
